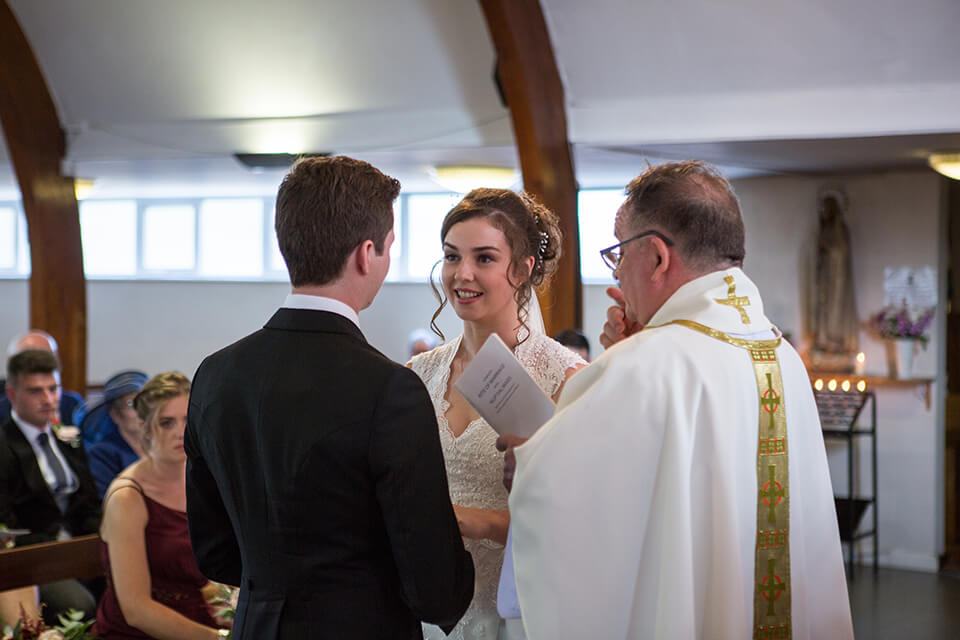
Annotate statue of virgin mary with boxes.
[805,188,859,370]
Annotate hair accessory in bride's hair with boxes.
[538,231,549,259]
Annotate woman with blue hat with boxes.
[82,370,149,498]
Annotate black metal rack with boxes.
[814,388,878,577]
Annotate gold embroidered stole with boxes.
[647,319,791,639]
[749,344,791,640]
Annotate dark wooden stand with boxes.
[815,389,878,578]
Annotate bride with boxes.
[409,188,586,640]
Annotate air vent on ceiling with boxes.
[233,152,330,170]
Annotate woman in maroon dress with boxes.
[93,372,228,640]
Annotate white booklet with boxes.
[453,333,555,438]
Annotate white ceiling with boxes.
[2,0,959,199]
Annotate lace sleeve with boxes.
[517,334,587,399]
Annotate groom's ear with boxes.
[355,239,376,276]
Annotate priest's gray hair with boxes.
[622,161,745,272]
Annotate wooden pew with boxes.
[0,534,103,591]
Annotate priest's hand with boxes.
[600,286,640,350]
[496,434,529,492]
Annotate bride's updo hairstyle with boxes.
[133,372,190,454]
[430,188,562,340]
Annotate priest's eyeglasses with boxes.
[599,230,674,270]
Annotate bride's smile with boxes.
[454,288,482,301]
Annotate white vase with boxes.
[888,339,917,379]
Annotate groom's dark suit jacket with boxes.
[185,308,474,639]
[0,419,101,547]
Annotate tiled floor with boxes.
[848,567,960,639]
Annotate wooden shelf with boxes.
[808,372,935,410]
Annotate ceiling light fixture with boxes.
[74,178,96,200]
[428,165,518,194]
[928,153,960,180]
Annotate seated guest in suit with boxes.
[0,349,100,624]
[83,370,149,497]
[94,372,228,640]
[1,331,86,427]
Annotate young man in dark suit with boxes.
[0,349,101,622]
[185,156,474,640]
[0,331,87,428]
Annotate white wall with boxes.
[0,168,946,570]
[0,279,465,380]
[0,279,27,344]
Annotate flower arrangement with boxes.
[1,607,97,640]
[870,305,935,345]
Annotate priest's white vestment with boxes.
[509,268,853,640]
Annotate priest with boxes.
[506,161,853,639]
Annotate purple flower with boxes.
[871,305,935,344]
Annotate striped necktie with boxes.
[36,431,69,493]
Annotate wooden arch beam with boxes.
[0,0,86,397]
[479,0,582,336]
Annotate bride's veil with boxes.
[519,287,547,341]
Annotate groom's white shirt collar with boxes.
[282,293,360,329]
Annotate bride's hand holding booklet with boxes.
[453,333,555,439]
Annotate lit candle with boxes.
[827,379,838,391]
[856,380,867,392]
[841,380,851,392]
[814,378,824,391]
[854,352,866,375]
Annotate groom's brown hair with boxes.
[275,156,400,286]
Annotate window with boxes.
[267,206,286,274]
[578,189,624,282]
[390,201,402,262]
[80,200,137,276]
[143,204,196,271]
[5,188,625,283]
[16,209,29,274]
[405,193,460,281]
[198,199,264,277]
[0,206,16,270]
[383,201,404,282]
[0,205,33,276]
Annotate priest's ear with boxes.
[648,235,673,281]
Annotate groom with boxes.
[185,156,474,639]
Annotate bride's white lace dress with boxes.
[410,333,585,640]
